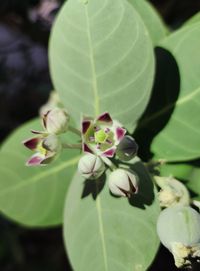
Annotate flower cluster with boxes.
[23,110,139,198]
[80,112,139,197]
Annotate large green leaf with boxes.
[64,158,160,271]
[49,0,155,132]
[128,0,167,45]
[183,12,200,27]
[0,119,80,227]
[151,23,200,162]
[159,163,193,180]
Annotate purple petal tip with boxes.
[23,137,41,151]
[102,148,116,158]
[97,112,112,123]
[26,155,44,166]
[116,127,126,141]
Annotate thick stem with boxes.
[68,125,82,137]
[101,156,117,171]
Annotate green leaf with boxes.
[187,167,200,200]
[151,23,200,162]
[0,119,80,227]
[64,158,160,271]
[183,12,200,27]
[128,0,168,45]
[49,0,155,132]
[159,163,193,180]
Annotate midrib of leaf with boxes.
[85,6,108,271]
[140,86,200,128]
[96,185,108,271]
[85,6,100,117]
[0,155,80,197]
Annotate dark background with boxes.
[0,0,200,270]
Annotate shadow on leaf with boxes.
[134,47,180,161]
[128,161,155,209]
[81,173,106,200]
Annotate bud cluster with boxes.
[78,112,139,198]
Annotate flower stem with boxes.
[101,156,117,171]
[68,126,82,137]
[62,143,82,150]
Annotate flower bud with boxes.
[155,176,190,207]
[108,169,139,197]
[157,206,200,268]
[42,134,61,153]
[116,136,138,161]
[43,108,70,135]
[78,154,105,179]
[39,91,61,117]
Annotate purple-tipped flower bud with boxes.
[108,169,139,197]
[23,134,61,166]
[42,134,61,153]
[157,206,200,268]
[78,153,105,179]
[116,136,138,161]
[43,108,70,135]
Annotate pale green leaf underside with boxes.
[151,23,200,162]
[49,0,155,132]
[0,119,80,227]
[64,158,160,271]
[128,0,168,45]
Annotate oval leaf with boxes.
[128,0,168,45]
[49,0,155,132]
[64,158,160,271]
[151,23,200,162]
[0,119,80,227]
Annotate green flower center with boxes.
[94,129,108,144]
[37,142,47,156]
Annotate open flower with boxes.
[81,112,126,158]
[23,134,61,166]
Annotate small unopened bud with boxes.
[78,153,105,179]
[155,176,190,207]
[157,206,200,268]
[108,169,139,197]
[43,108,70,134]
[42,134,61,153]
[116,136,138,161]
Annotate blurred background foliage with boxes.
[0,0,200,270]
